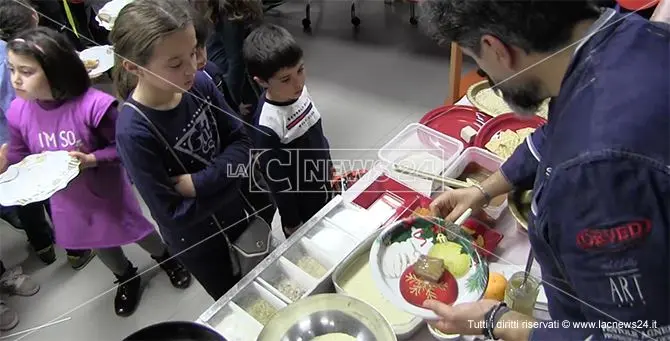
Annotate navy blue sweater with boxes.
[116,72,252,234]
[202,61,238,114]
[252,87,332,228]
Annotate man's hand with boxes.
[69,151,97,169]
[0,144,8,173]
[424,299,499,336]
[171,174,196,197]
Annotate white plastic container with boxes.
[378,124,464,194]
[284,238,337,285]
[443,147,508,219]
[231,282,288,326]
[308,218,360,260]
[325,201,381,242]
[257,257,319,304]
[211,303,264,341]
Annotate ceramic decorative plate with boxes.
[0,151,80,206]
[369,216,489,320]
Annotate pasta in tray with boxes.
[484,128,535,160]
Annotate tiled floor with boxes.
[0,1,474,339]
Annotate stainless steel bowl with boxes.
[258,293,397,341]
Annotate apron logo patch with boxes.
[576,220,651,252]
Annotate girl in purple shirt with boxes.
[0,27,191,317]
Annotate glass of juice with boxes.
[504,271,541,316]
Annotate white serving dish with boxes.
[79,45,114,78]
[332,230,424,340]
[306,219,359,261]
[257,256,319,304]
[95,0,134,30]
[210,302,264,341]
[0,151,80,207]
[231,282,287,326]
[442,147,508,219]
[378,123,464,195]
[369,217,489,320]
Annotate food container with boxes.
[306,219,359,261]
[283,238,337,294]
[332,230,424,340]
[442,147,508,219]
[232,282,288,326]
[428,325,462,341]
[324,201,381,241]
[378,123,465,194]
[209,303,264,341]
[257,257,319,304]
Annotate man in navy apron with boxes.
[423,1,669,340]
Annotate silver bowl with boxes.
[258,293,397,341]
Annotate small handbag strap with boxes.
[122,102,190,174]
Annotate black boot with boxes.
[113,263,141,317]
[152,251,191,289]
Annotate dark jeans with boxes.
[207,18,261,112]
[16,201,89,257]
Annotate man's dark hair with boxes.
[420,0,601,55]
[0,0,35,41]
[8,27,91,101]
[243,23,303,80]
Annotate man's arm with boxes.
[496,155,670,341]
[499,124,548,190]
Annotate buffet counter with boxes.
[196,115,549,341]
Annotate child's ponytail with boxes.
[112,56,138,100]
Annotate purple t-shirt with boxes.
[6,88,155,249]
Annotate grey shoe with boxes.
[0,266,40,296]
[0,300,19,331]
[68,250,96,270]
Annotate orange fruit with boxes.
[484,272,507,301]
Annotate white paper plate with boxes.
[0,151,80,206]
[369,216,489,320]
[79,45,115,78]
[95,0,134,31]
